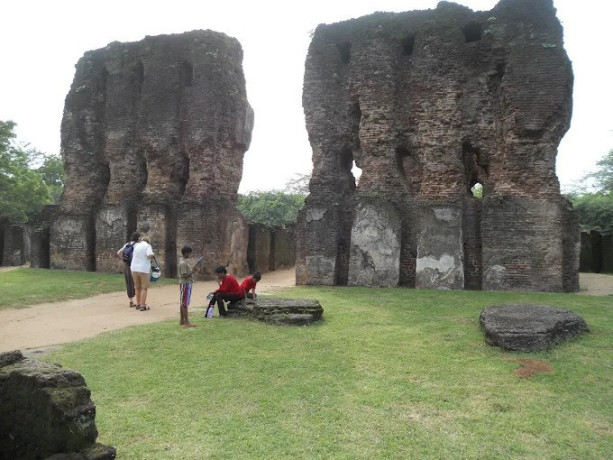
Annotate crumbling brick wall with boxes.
[297,0,578,292]
[0,350,116,459]
[50,30,253,279]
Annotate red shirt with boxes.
[215,274,242,296]
[240,276,257,294]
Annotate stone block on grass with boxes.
[227,298,323,325]
[479,304,589,352]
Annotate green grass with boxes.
[39,286,612,459]
[0,267,175,309]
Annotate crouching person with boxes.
[208,265,242,317]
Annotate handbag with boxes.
[150,257,162,282]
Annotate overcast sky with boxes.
[1,0,611,193]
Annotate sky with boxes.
[1,0,611,194]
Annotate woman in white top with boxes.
[130,234,155,310]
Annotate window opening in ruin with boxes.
[401,33,415,56]
[471,182,483,198]
[462,21,482,43]
[462,140,487,198]
[337,42,351,64]
[352,160,362,186]
[181,61,193,87]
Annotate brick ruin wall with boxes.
[0,350,115,459]
[47,30,253,279]
[296,0,580,292]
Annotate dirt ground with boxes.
[0,269,610,355]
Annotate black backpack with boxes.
[122,242,135,264]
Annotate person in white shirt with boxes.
[130,234,155,311]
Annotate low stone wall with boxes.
[580,230,613,273]
[0,350,116,459]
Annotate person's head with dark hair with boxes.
[181,245,193,257]
[214,265,227,282]
[130,231,141,242]
[253,272,261,282]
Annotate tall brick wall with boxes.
[297,0,578,292]
[49,30,253,278]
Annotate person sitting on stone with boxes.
[207,265,242,317]
[240,272,261,300]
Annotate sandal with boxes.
[130,301,136,308]
[138,305,150,311]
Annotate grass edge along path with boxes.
[0,267,175,310]
[43,286,613,459]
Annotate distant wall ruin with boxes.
[50,30,253,279]
[297,0,579,292]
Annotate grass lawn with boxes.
[38,285,612,459]
[0,267,175,310]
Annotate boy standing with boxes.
[240,272,262,300]
[178,245,202,327]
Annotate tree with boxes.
[238,191,305,227]
[566,149,613,234]
[237,175,309,227]
[585,149,613,194]
[0,120,63,224]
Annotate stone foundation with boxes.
[0,350,116,459]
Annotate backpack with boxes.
[122,242,135,264]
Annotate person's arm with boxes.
[192,257,203,272]
[116,244,125,258]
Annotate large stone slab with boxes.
[227,298,324,325]
[0,350,116,459]
[479,304,589,352]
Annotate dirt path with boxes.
[0,268,296,354]
[0,270,610,355]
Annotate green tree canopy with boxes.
[238,175,309,228]
[566,149,613,234]
[238,191,305,228]
[0,120,64,224]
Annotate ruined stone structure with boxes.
[0,350,116,459]
[50,30,253,278]
[297,0,579,292]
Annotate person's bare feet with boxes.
[184,322,196,327]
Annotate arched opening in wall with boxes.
[401,33,415,56]
[462,140,485,290]
[352,160,362,187]
[471,182,483,198]
[181,61,193,87]
[462,140,488,197]
[462,21,482,43]
[335,148,356,286]
[337,42,351,64]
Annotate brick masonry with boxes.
[48,30,254,279]
[296,0,579,292]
